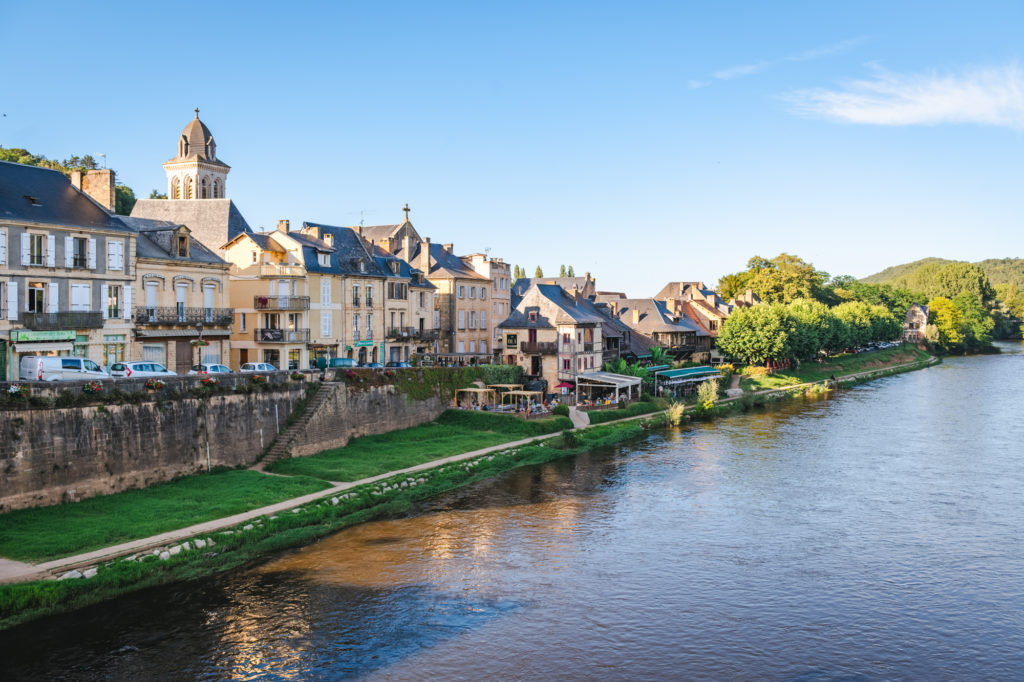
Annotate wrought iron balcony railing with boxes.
[254,328,310,343]
[135,306,233,326]
[22,311,104,330]
[522,341,558,353]
[253,295,310,311]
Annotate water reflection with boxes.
[2,347,1024,680]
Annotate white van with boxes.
[19,356,108,382]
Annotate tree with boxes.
[745,253,831,304]
[567,266,575,277]
[833,301,874,348]
[149,189,168,199]
[114,185,136,215]
[535,266,543,278]
[927,297,964,351]
[954,292,994,349]
[716,305,788,364]
[934,262,996,303]
[716,272,750,301]
[559,264,567,277]
[648,347,671,366]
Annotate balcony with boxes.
[253,295,310,311]
[257,263,305,278]
[387,326,416,340]
[413,328,439,341]
[22,311,103,330]
[135,306,233,326]
[254,328,310,343]
[522,341,557,353]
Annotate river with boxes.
[3,346,1023,680]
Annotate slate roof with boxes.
[165,112,229,168]
[0,161,132,232]
[499,283,604,330]
[119,215,227,265]
[391,240,489,281]
[370,244,436,289]
[512,276,591,298]
[614,298,707,336]
[288,223,386,278]
[130,198,252,242]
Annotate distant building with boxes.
[512,273,596,301]
[597,295,709,361]
[131,110,252,255]
[903,303,929,343]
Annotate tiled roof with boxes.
[615,298,706,335]
[120,215,226,265]
[499,283,603,329]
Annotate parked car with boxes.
[110,361,178,379]
[240,362,277,372]
[19,356,108,382]
[326,358,358,369]
[385,361,412,368]
[359,362,384,369]
[188,364,233,375]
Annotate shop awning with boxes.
[576,371,642,389]
[13,342,74,353]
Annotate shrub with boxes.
[552,404,570,417]
[696,379,719,410]
[666,401,685,426]
[741,365,769,376]
[560,429,579,448]
[588,401,662,424]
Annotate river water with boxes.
[3,347,1024,680]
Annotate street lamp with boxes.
[195,322,204,368]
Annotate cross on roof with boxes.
[402,203,411,222]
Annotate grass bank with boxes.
[0,471,331,563]
[266,410,572,481]
[739,346,933,392]
[0,418,649,630]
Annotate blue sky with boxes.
[3,1,1023,295]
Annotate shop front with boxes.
[8,330,76,380]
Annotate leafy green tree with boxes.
[535,266,543,278]
[567,265,575,277]
[716,272,750,301]
[934,262,996,303]
[149,189,168,199]
[648,347,671,366]
[559,264,567,277]
[953,292,994,349]
[833,301,874,348]
[785,299,830,361]
[927,297,964,351]
[114,184,136,215]
[716,304,788,364]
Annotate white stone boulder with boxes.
[83,567,98,579]
[58,570,83,580]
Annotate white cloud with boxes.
[709,37,867,83]
[788,64,1024,129]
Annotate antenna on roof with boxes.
[484,247,491,257]
[360,210,365,228]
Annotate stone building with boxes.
[462,252,511,362]
[597,295,709,361]
[131,110,252,254]
[119,216,232,373]
[512,273,596,300]
[499,283,604,391]
[0,162,136,379]
[360,208,494,364]
[903,303,930,343]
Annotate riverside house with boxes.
[499,283,604,392]
[120,217,232,373]
[598,296,709,362]
[903,303,929,343]
[0,162,136,379]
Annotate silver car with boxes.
[188,364,233,375]
[109,361,178,379]
[239,362,278,372]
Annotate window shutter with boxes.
[100,284,109,320]
[88,238,97,269]
[46,235,55,267]
[114,241,124,270]
[48,282,59,313]
[21,233,30,265]
[65,236,74,268]
[6,281,17,320]
[481,311,486,329]
[321,312,330,337]
[0,230,6,265]
[123,284,132,319]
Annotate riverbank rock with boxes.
[58,570,83,580]
[83,567,97,579]
[158,551,170,561]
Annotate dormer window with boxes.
[318,252,330,267]
[390,260,400,275]
[528,311,538,322]
[177,235,189,258]
[359,261,367,273]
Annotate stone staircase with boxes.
[258,383,337,468]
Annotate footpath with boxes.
[0,354,937,585]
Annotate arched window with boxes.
[213,179,220,198]
[201,177,208,199]
[184,176,193,199]
[171,177,180,200]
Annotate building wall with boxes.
[0,221,136,379]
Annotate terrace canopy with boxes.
[454,387,496,408]
[654,366,721,393]
[575,371,642,403]
[499,389,544,410]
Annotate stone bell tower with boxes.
[163,108,230,201]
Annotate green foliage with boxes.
[586,400,664,424]
[721,253,831,305]
[149,189,168,199]
[114,184,136,215]
[535,265,543,278]
[696,378,719,409]
[567,265,575,277]
[716,272,750,301]
[716,304,788,364]
[560,264,567,277]
[665,401,685,426]
[552,403,570,416]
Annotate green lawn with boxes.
[0,471,331,563]
[739,346,932,392]
[266,410,572,481]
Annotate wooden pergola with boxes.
[499,389,544,411]
[454,387,496,409]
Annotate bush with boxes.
[587,401,662,424]
[696,379,719,409]
[552,404,570,417]
[666,402,685,426]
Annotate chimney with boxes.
[402,234,411,256]
[443,243,453,254]
[585,271,591,281]
[610,301,618,316]
[277,219,290,232]
[324,233,333,247]
[632,308,640,325]
[75,169,115,211]
[421,237,433,271]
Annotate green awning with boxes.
[655,366,720,380]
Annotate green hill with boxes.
[862,257,1024,288]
